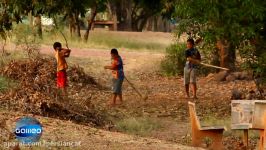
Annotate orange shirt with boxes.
[55,51,68,72]
[111,56,124,79]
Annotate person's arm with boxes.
[187,57,200,64]
[104,59,118,70]
[186,49,201,64]
[104,65,116,70]
[61,48,71,57]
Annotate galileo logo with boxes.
[15,117,42,144]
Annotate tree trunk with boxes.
[132,16,149,32]
[107,0,118,31]
[145,17,152,31]
[216,40,236,70]
[154,16,159,32]
[84,6,97,42]
[112,9,118,31]
[117,0,132,31]
[69,13,76,37]
[74,11,81,38]
[139,17,149,31]
[211,47,220,73]
[34,15,42,39]
[28,11,33,27]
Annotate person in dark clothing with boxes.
[184,39,201,99]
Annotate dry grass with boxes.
[115,117,162,136]
[41,29,174,52]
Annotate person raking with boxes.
[184,39,201,99]
[104,48,124,106]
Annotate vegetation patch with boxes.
[0,76,16,92]
[0,57,111,127]
[115,117,161,136]
[160,43,186,76]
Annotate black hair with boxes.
[111,48,118,55]
[187,39,195,45]
[53,42,62,50]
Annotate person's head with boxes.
[110,48,118,58]
[187,39,195,49]
[53,42,62,51]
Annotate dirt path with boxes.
[3,43,259,149]
[38,44,206,149]
[1,111,203,150]
[40,45,164,74]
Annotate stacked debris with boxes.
[68,65,98,86]
[0,57,111,127]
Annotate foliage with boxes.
[12,24,40,59]
[115,117,161,136]
[130,0,163,31]
[239,40,266,80]
[160,43,186,76]
[174,0,266,45]
[113,0,176,31]
[161,43,214,76]
[172,0,266,74]
[0,0,107,38]
[0,76,16,93]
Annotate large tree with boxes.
[174,0,266,70]
[115,0,172,31]
[0,0,28,39]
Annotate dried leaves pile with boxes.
[0,57,110,126]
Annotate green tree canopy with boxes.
[173,0,266,70]
[174,0,266,42]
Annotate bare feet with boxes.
[108,101,116,107]
[116,100,123,105]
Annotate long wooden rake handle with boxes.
[200,62,229,71]
[124,76,147,100]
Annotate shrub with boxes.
[12,24,40,59]
[239,40,266,85]
[161,42,219,76]
[0,76,16,92]
[160,43,186,76]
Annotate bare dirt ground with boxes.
[0,110,204,150]
[0,44,204,150]
[0,40,261,149]
[37,44,260,149]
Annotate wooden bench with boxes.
[252,102,266,150]
[91,20,117,31]
[259,113,266,150]
[188,101,226,149]
[231,100,266,149]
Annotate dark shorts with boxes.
[112,78,123,94]
[57,70,67,88]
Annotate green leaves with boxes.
[173,0,266,45]
[172,0,266,76]
[160,43,186,76]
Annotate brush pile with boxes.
[0,57,110,126]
